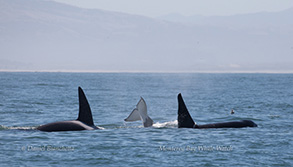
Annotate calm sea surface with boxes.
[0,72,292,166]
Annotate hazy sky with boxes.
[54,0,293,17]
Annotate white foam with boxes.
[96,126,105,130]
[152,120,178,128]
[8,126,36,130]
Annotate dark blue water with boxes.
[0,72,292,166]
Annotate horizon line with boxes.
[0,69,293,74]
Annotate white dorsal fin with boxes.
[124,97,153,127]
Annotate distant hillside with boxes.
[159,7,293,34]
[0,0,292,72]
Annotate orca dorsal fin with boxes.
[177,93,195,128]
[77,87,95,126]
[124,97,153,127]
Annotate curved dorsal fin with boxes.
[177,93,195,128]
[77,87,95,126]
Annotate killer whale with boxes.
[177,93,257,128]
[124,97,153,127]
[37,87,99,132]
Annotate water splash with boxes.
[153,120,178,128]
[0,125,36,130]
[96,126,105,130]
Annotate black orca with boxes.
[177,93,257,128]
[37,87,99,132]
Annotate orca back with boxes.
[195,120,258,129]
[37,121,90,132]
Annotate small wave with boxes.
[35,83,49,86]
[9,126,36,130]
[0,125,36,130]
[120,121,145,129]
[268,115,280,119]
[0,125,6,130]
[96,126,105,130]
[153,120,178,128]
[35,83,66,87]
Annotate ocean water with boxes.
[0,72,292,166]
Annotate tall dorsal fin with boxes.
[77,87,94,126]
[177,93,195,128]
